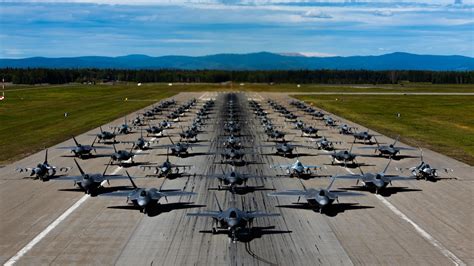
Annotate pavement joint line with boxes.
[3,133,158,265]
[343,167,465,266]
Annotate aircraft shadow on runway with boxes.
[208,186,275,195]
[57,185,134,197]
[276,202,374,217]
[339,186,422,197]
[108,202,205,217]
[199,226,292,243]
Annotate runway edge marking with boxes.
[4,134,156,265]
[344,168,465,266]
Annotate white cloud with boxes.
[302,10,332,19]
[373,10,393,17]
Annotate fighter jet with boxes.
[179,127,199,142]
[110,144,145,165]
[261,141,310,158]
[266,129,287,142]
[16,149,70,181]
[402,149,453,181]
[329,143,375,167]
[187,194,280,242]
[156,137,203,158]
[271,159,322,178]
[159,120,173,129]
[113,117,133,134]
[353,130,378,144]
[324,116,337,127]
[221,134,243,150]
[121,130,158,151]
[338,124,355,135]
[104,173,196,214]
[310,110,325,119]
[140,150,192,178]
[95,126,117,143]
[300,125,319,138]
[269,177,364,213]
[57,136,110,159]
[359,136,416,158]
[55,159,129,195]
[207,168,258,193]
[337,158,415,194]
[146,124,165,137]
[313,137,339,151]
[131,115,146,127]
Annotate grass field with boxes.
[1,82,473,165]
[294,94,474,165]
[0,84,176,165]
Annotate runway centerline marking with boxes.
[343,167,465,266]
[4,136,155,265]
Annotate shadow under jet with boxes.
[57,185,133,197]
[208,186,275,195]
[108,202,205,217]
[339,186,422,197]
[276,202,374,217]
[199,226,292,243]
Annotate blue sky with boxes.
[0,0,473,58]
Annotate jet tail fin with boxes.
[73,159,85,176]
[326,176,336,190]
[382,157,393,174]
[44,149,48,164]
[72,136,80,146]
[126,171,138,189]
[213,193,223,212]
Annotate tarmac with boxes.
[0,91,472,265]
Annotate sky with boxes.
[0,0,473,58]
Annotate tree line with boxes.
[1,68,473,84]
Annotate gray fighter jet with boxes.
[57,136,111,159]
[187,194,280,242]
[271,159,322,178]
[55,159,128,195]
[16,149,71,181]
[140,150,192,178]
[113,117,133,134]
[353,130,378,144]
[110,144,146,165]
[401,149,453,181]
[269,177,364,213]
[156,137,204,158]
[96,126,117,143]
[337,159,415,194]
[104,173,196,213]
[359,136,416,157]
[122,130,158,151]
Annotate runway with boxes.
[0,91,472,265]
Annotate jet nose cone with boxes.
[374,179,385,188]
[138,199,148,207]
[318,198,329,206]
[228,219,239,228]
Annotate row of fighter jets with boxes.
[14,93,455,242]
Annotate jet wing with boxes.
[331,191,365,197]
[52,175,82,181]
[270,164,291,169]
[268,190,308,197]
[15,167,34,173]
[157,191,196,198]
[387,176,417,181]
[246,211,280,219]
[334,174,364,180]
[187,211,221,219]
[100,191,133,197]
[304,165,321,170]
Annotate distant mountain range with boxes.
[1,52,473,71]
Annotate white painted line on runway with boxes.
[3,194,90,266]
[4,136,155,265]
[343,167,465,266]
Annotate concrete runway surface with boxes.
[0,91,472,265]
